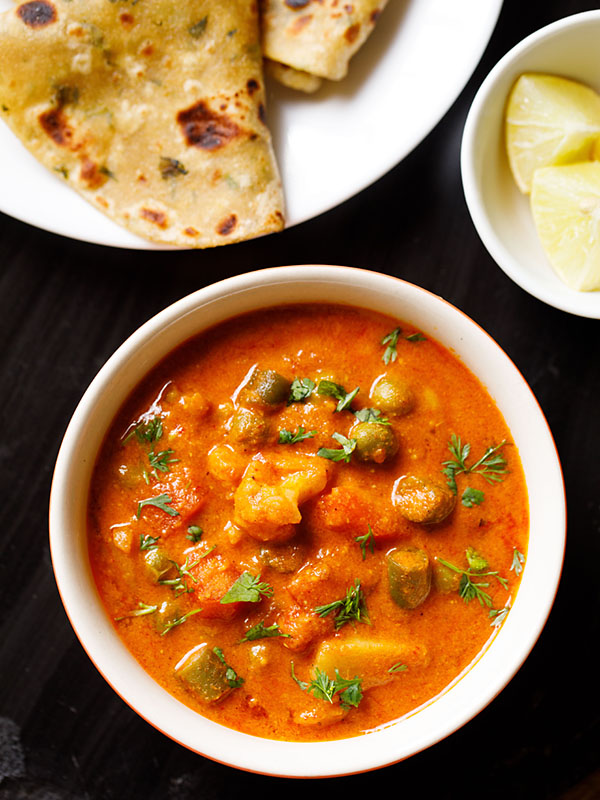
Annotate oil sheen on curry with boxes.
[88,304,528,742]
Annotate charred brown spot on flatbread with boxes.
[177,101,240,151]
[119,12,135,29]
[184,227,199,237]
[39,108,73,146]
[217,214,237,236]
[141,208,168,228]
[370,9,381,23]
[246,78,260,95]
[17,1,56,28]
[79,157,108,190]
[291,14,312,33]
[344,23,361,43]
[284,0,311,8]
[258,103,266,125]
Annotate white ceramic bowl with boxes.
[461,11,600,319]
[49,265,565,777]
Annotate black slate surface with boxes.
[1,1,599,798]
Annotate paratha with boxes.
[261,0,389,84]
[264,58,322,94]
[0,1,284,247]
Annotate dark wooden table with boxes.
[1,1,599,798]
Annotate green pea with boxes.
[352,421,398,463]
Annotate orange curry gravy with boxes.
[88,304,528,742]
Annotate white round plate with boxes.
[0,0,502,248]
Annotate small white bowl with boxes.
[461,11,600,319]
[49,265,565,777]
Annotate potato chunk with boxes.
[313,637,429,690]
[234,454,330,542]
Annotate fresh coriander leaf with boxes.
[136,493,179,518]
[405,332,427,342]
[336,386,359,412]
[288,377,316,404]
[466,546,489,572]
[441,434,469,493]
[307,668,337,703]
[355,526,375,560]
[317,379,345,400]
[442,435,508,493]
[316,380,359,412]
[189,16,208,37]
[160,157,188,179]
[114,602,157,621]
[290,661,309,691]
[174,556,200,582]
[353,407,390,425]
[381,326,402,364]
[314,581,369,630]
[186,525,203,543]
[278,426,317,444]
[220,572,274,604]
[489,602,510,627]
[239,621,290,643]
[160,607,202,636]
[148,448,178,474]
[511,548,525,576]
[213,647,244,688]
[124,416,163,444]
[336,672,363,710]
[139,533,160,551]
[158,576,192,597]
[158,555,200,597]
[388,662,408,673]
[99,165,116,181]
[437,557,508,609]
[291,664,363,709]
[469,441,509,484]
[459,573,492,606]
[317,433,357,463]
[462,487,485,508]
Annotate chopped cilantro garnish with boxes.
[317,433,357,463]
[220,572,274,604]
[278,426,317,444]
[288,377,316,404]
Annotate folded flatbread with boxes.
[261,0,389,84]
[0,1,284,247]
[264,58,322,94]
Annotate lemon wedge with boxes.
[505,73,600,194]
[531,162,600,291]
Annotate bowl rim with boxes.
[461,9,600,319]
[49,264,566,777]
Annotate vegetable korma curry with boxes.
[88,304,528,741]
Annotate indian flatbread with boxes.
[0,1,284,247]
[264,58,322,94]
[261,0,389,83]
